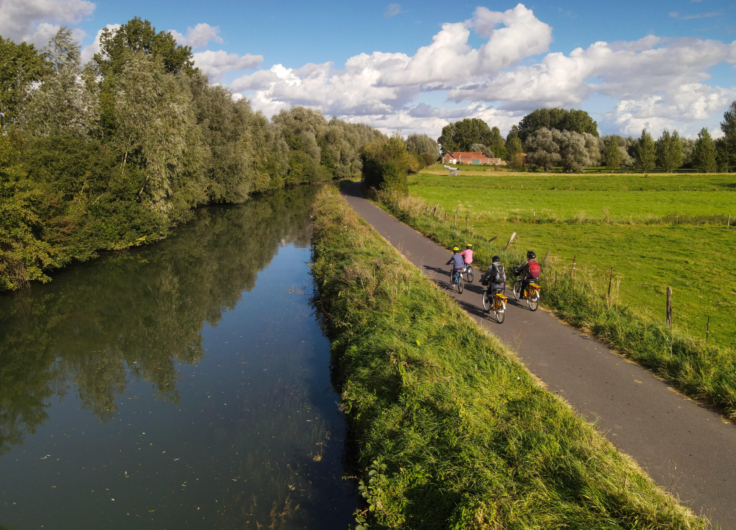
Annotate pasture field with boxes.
[407,172,736,347]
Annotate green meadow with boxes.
[407,171,736,347]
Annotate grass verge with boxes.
[311,187,708,529]
[371,190,736,419]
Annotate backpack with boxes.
[484,263,505,285]
[494,264,506,284]
[528,260,541,279]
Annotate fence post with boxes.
[729,214,731,228]
[543,248,550,266]
[454,208,458,228]
[666,287,673,329]
[465,213,469,230]
[570,255,576,279]
[608,267,614,297]
[706,316,710,343]
[505,232,516,251]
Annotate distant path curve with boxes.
[342,182,736,528]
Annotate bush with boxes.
[360,135,411,194]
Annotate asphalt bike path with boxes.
[342,182,736,528]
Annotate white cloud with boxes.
[169,23,223,49]
[0,0,95,46]
[385,4,401,18]
[379,5,552,87]
[192,50,262,82]
[80,23,121,64]
[224,3,736,138]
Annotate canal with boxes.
[0,186,358,529]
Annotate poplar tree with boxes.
[604,137,622,170]
[636,129,656,171]
[656,129,683,173]
[693,128,717,173]
[721,101,736,169]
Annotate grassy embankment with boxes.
[371,176,736,419]
[311,187,708,529]
[407,171,736,347]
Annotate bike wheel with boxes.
[482,291,491,312]
[495,307,506,323]
[513,281,522,300]
[457,275,464,294]
[466,266,474,283]
[529,291,539,311]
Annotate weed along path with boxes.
[342,182,736,529]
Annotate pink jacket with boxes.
[459,249,473,265]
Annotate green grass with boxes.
[311,187,708,529]
[407,172,736,347]
[372,190,736,418]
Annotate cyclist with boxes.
[446,247,465,286]
[459,244,473,273]
[514,251,541,299]
[482,255,506,293]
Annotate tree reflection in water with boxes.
[0,185,316,453]
[0,185,357,529]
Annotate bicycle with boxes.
[450,268,464,293]
[482,288,508,323]
[512,278,540,311]
[462,264,474,283]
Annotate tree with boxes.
[656,130,683,173]
[112,51,197,214]
[469,143,494,158]
[361,134,411,193]
[715,138,733,172]
[525,128,560,171]
[93,17,195,77]
[405,133,439,158]
[583,133,601,166]
[437,118,493,154]
[636,130,657,172]
[558,131,591,172]
[0,36,49,126]
[721,101,736,169]
[604,137,622,170]
[489,126,505,147]
[506,136,523,167]
[517,108,598,142]
[692,128,717,173]
[21,27,99,137]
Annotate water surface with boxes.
[0,186,357,529]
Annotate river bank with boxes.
[311,186,708,529]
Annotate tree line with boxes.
[0,19,386,291]
[435,107,736,173]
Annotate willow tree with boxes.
[406,133,439,157]
[21,27,99,137]
[525,128,560,171]
[113,51,197,215]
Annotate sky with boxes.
[2,0,735,139]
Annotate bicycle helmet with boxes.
[492,255,500,263]
[466,243,472,248]
[527,250,536,260]
[453,247,460,252]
